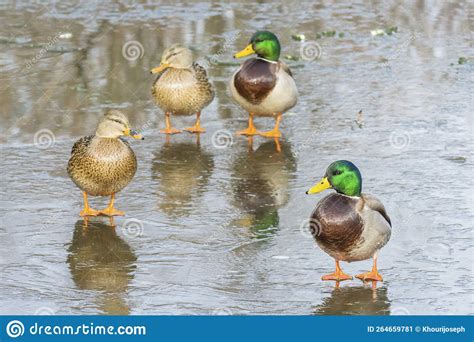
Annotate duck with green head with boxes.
[230,31,297,138]
[306,160,391,283]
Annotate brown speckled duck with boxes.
[230,31,297,138]
[151,45,214,134]
[67,110,144,217]
[306,161,392,283]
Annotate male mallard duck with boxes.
[151,44,214,134]
[67,110,143,217]
[306,160,391,282]
[230,31,297,138]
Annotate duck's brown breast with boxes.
[234,58,278,105]
[67,137,137,196]
[310,193,364,260]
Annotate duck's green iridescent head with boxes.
[234,31,281,61]
[306,160,362,197]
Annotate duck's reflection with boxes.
[231,140,296,238]
[313,286,391,315]
[67,219,137,315]
[151,142,214,217]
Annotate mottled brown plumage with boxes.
[67,136,137,196]
[67,110,142,216]
[152,62,214,115]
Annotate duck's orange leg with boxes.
[274,137,281,153]
[160,112,181,134]
[322,260,353,281]
[184,111,205,133]
[356,253,383,282]
[259,113,282,138]
[99,193,125,217]
[79,192,100,217]
[237,113,259,136]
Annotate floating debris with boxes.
[371,26,398,36]
[291,34,306,42]
[322,30,336,37]
[316,30,338,39]
[458,57,468,64]
[445,156,466,164]
[385,26,398,35]
[355,110,364,128]
[371,29,385,36]
[59,32,73,39]
[272,255,290,260]
[284,54,299,61]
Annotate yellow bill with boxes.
[124,128,144,140]
[234,44,255,58]
[306,177,331,194]
[151,63,170,74]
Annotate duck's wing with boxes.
[361,194,391,226]
[71,135,94,155]
[279,60,293,78]
[192,62,214,97]
[192,62,209,80]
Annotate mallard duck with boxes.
[306,160,391,282]
[67,110,144,217]
[151,44,214,134]
[230,31,297,138]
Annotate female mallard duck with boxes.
[230,31,297,138]
[151,44,214,134]
[67,110,144,217]
[306,160,391,282]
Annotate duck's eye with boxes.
[110,118,124,125]
[333,170,342,176]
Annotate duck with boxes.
[230,31,297,138]
[151,44,214,134]
[67,110,144,217]
[305,160,391,283]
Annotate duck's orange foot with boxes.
[79,207,100,217]
[259,130,282,138]
[159,127,182,134]
[356,271,383,282]
[236,127,259,136]
[322,271,353,282]
[99,207,125,217]
[184,125,205,133]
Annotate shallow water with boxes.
[0,1,472,315]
